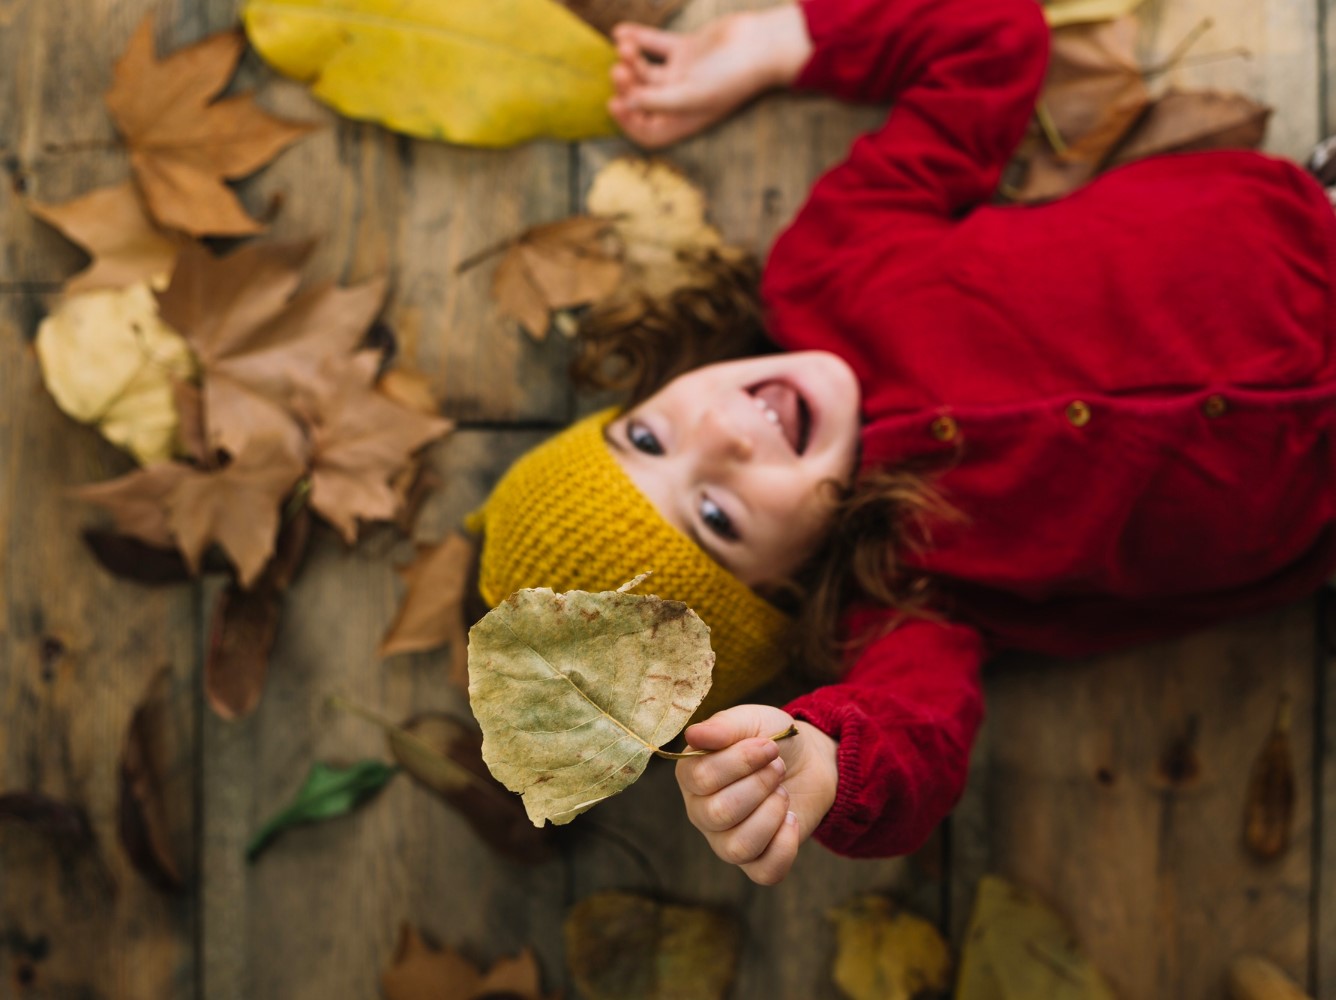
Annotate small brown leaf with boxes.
[382,924,553,1000]
[1243,695,1295,861]
[105,16,314,235]
[492,217,624,340]
[1107,88,1271,166]
[377,368,441,416]
[118,665,189,891]
[0,793,94,846]
[206,583,281,720]
[564,891,740,1000]
[390,713,555,863]
[168,435,306,587]
[380,532,478,689]
[304,354,454,543]
[27,181,180,293]
[74,462,192,549]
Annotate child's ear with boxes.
[462,530,490,627]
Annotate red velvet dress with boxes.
[768,0,1336,856]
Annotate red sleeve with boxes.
[784,615,985,858]
[791,0,1049,218]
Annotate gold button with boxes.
[929,415,958,442]
[1066,400,1092,427]
[1203,394,1227,418]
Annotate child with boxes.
[465,0,1336,884]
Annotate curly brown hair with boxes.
[569,248,951,682]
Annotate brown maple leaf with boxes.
[379,532,477,688]
[105,16,313,236]
[73,462,192,549]
[382,924,551,1000]
[157,241,387,465]
[167,435,306,587]
[1106,88,1270,167]
[491,216,624,340]
[302,354,453,543]
[28,182,180,293]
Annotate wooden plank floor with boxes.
[1,0,1332,996]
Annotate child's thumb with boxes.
[685,704,788,751]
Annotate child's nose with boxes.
[697,407,754,465]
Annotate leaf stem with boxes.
[653,724,799,760]
[1035,102,1068,156]
[454,235,520,274]
[1143,17,1214,77]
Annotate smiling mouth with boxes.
[749,381,811,455]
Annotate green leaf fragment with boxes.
[246,759,399,861]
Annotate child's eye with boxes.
[627,420,664,456]
[700,497,738,541]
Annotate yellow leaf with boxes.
[828,896,951,1000]
[587,157,729,300]
[956,876,1117,1000]
[35,282,195,464]
[1043,0,1149,29]
[242,0,617,147]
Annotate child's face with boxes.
[604,351,861,587]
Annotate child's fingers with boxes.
[620,81,696,114]
[740,809,801,886]
[611,22,681,61]
[708,786,791,866]
[684,706,777,751]
[689,757,787,832]
[676,736,778,797]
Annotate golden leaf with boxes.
[828,895,951,1000]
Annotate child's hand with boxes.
[608,7,813,149]
[675,704,838,884]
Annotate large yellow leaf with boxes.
[242,0,617,147]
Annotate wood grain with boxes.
[1318,591,1336,999]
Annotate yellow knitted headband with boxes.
[465,408,792,716]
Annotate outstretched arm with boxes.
[608,7,812,148]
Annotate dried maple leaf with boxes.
[1011,18,1150,202]
[35,281,196,464]
[469,583,714,826]
[157,241,387,465]
[382,925,552,1000]
[302,354,453,543]
[105,16,313,236]
[491,216,624,340]
[379,533,477,688]
[27,182,179,293]
[1106,88,1270,166]
[168,435,306,586]
[74,462,192,549]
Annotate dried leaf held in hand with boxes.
[957,876,1116,1000]
[106,16,312,235]
[36,281,195,464]
[1106,89,1271,167]
[379,532,478,689]
[469,585,715,827]
[382,924,553,1000]
[242,0,616,147]
[564,891,740,1000]
[28,182,179,293]
[492,217,623,340]
[246,760,397,861]
[119,666,190,891]
[829,895,951,1000]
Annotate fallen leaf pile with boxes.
[468,582,715,827]
[29,19,452,728]
[564,891,741,1000]
[383,925,556,1000]
[241,0,617,147]
[1007,17,1271,202]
